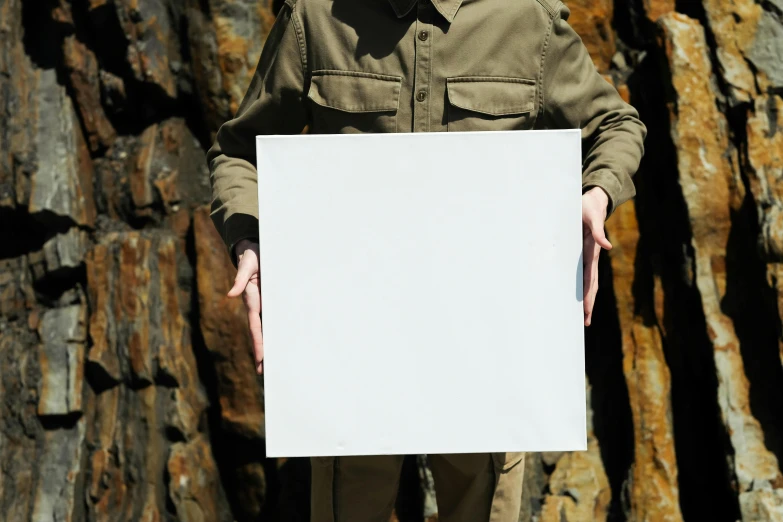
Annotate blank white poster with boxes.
[256,130,586,458]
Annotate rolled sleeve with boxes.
[206,0,308,266]
[541,1,647,217]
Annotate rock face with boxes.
[747,95,783,371]
[95,117,211,225]
[187,0,276,136]
[700,0,782,103]
[83,230,227,521]
[660,12,783,517]
[194,207,264,441]
[566,0,615,71]
[37,304,87,417]
[2,0,783,520]
[538,381,611,522]
[606,201,682,522]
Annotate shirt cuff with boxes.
[582,170,623,218]
[224,213,260,268]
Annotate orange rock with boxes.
[86,240,122,384]
[167,436,232,521]
[62,35,116,151]
[187,0,276,134]
[660,12,783,512]
[194,206,265,439]
[746,95,783,396]
[747,95,783,260]
[616,82,630,104]
[566,0,615,72]
[606,202,683,521]
[539,380,610,521]
[86,230,209,433]
[119,235,153,384]
[157,236,208,440]
[85,385,166,521]
[130,125,160,217]
[96,119,211,224]
[700,0,783,102]
[642,0,675,22]
[85,387,130,520]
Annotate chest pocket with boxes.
[446,77,538,132]
[307,70,402,134]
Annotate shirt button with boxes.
[416,90,427,102]
[418,30,429,41]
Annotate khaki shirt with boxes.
[207,0,648,264]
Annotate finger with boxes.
[583,237,596,293]
[228,259,253,297]
[590,218,613,250]
[247,306,264,374]
[583,241,599,326]
[583,285,594,325]
[584,283,596,326]
[586,258,600,326]
[583,268,593,325]
[586,285,598,325]
[586,272,598,318]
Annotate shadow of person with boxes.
[329,0,413,60]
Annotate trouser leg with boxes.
[488,452,525,522]
[310,455,404,522]
[429,453,495,522]
[428,452,525,522]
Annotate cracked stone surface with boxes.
[2,0,783,520]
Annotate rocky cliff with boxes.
[1,0,782,520]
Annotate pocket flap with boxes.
[308,70,402,113]
[446,77,536,116]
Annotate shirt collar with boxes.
[388,0,464,23]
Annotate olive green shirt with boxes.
[207,0,648,265]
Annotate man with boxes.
[206,0,647,519]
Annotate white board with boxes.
[256,130,586,458]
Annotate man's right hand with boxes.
[227,239,263,374]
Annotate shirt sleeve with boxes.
[206,0,308,266]
[541,1,648,217]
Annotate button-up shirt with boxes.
[207,0,648,263]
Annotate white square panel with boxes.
[256,130,586,457]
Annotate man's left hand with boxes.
[582,187,612,326]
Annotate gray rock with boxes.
[29,70,97,228]
[30,417,86,522]
[37,304,86,416]
[749,11,783,90]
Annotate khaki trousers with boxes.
[310,452,525,522]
